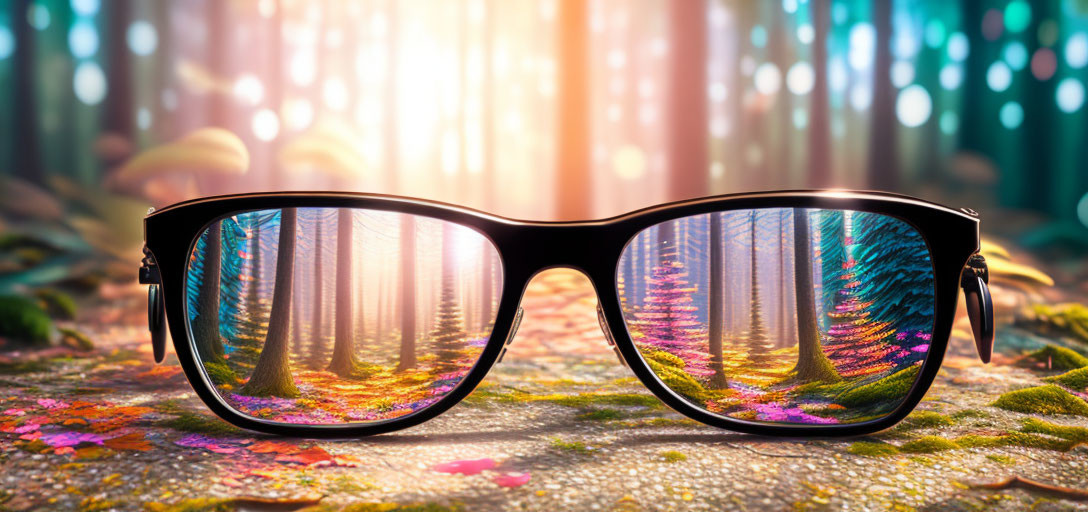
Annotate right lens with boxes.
[185,207,502,425]
[617,208,935,426]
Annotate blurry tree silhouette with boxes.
[867,0,899,191]
[556,0,591,220]
[667,0,708,200]
[808,0,832,187]
[12,0,41,185]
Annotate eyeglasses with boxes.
[140,190,993,437]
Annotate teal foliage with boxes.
[0,295,53,346]
[818,209,846,329]
[216,215,250,343]
[851,213,935,335]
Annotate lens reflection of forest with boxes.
[619,208,935,425]
[186,208,500,425]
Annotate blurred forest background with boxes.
[0,0,1087,295]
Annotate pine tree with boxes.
[431,223,469,375]
[191,221,224,362]
[745,211,774,365]
[630,223,709,377]
[818,209,847,327]
[820,216,898,378]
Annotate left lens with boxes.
[185,207,502,425]
[617,208,935,425]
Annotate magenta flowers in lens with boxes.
[617,208,935,425]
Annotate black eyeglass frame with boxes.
[141,190,982,438]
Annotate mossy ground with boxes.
[33,288,77,320]
[992,385,1088,416]
[847,441,900,457]
[1024,345,1088,371]
[1043,366,1088,390]
[835,365,921,408]
[896,410,954,431]
[0,295,53,346]
[659,450,687,462]
[159,411,243,436]
[900,436,961,454]
[550,438,591,454]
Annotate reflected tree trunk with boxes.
[777,210,790,348]
[480,243,494,329]
[241,208,300,397]
[707,213,727,389]
[193,222,223,361]
[396,215,418,371]
[308,215,325,367]
[790,208,841,383]
[328,208,357,377]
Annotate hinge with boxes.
[961,253,989,286]
[138,246,160,284]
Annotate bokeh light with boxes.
[947,32,969,62]
[1078,192,1088,229]
[850,84,872,110]
[750,25,767,49]
[27,3,50,30]
[283,98,314,132]
[0,26,15,61]
[939,64,963,90]
[73,61,107,105]
[891,61,914,88]
[792,107,808,129]
[828,57,848,92]
[786,61,814,95]
[896,85,931,127]
[1003,1,1031,33]
[924,19,945,48]
[137,107,151,130]
[797,23,814,45]
[1056,78,1085,114]
[1066,32,1088,69]
[1003,41,1028,71]
[1031,48,1057,81]
[70,0,99,16]
[232,74,264,105]
[999,101,1023,129]
[127,21,158,56]
[68,20,98,59]
[754,62,781,95]
[986,61,1012,92]
[849,23,876,69]
[612,145,647,180]
[981,9,1003,41]
[252,108,280,141]
[939,111,959,135]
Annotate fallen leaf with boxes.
[275,446,332,466]
[104,432,151,451]
[248,440,301,455]
[432,458,497,475]
[493,472,531,488]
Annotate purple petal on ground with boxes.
[40,431,105,447]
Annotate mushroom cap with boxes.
[113,127,250,184]
[278,119,368,181]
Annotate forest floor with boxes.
[2,269,1088,511]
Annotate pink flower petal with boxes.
[432,458,497,475]
[492,472,531,488]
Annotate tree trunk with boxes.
[777,210,790,348]
[396,215,418,371]
[667,0,708,200]
[555,0,591,220]
[327,209,357,377]
[808,0,832,187]
[866,0,898,191]
[12,0,41,185]
[707,213,727,389]
[790,208,841,383]
[308,214,325,367]
[193,222,224,361]
[746,212,772,364]
[103,0,133,139]
[241,208,300,397]
[480,242,493,329]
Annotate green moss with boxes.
[986,454,1017,465]
[659,450,687,462]
[1043,366,1088,391]
[541,392,662,409]
[1024,303,1088,344]
[847,441,900,457]
[202,361,243,387]
[335,503,463,512]
[0,295,53,346]
[1003,432,1077,451]
[550,438,591,454]
[949,409,989,420]
[0,359,50,374]
[642,349,685,369]
[897,410,954,430]
[992,385,1088,416]
[144,498,237,512]
[575,409,625,422]
[160,411,242,436]
[33,288,77,320]
[646,358,711,403]
[952,434,1008,449]
[1019,418,1088,443]
[835,365,921,408]
[900,436,960,453]
[58,328,94,351]
[1025,345,1088,371]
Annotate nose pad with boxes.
[148,284,167,363]
[496,307,524,364]
[597,305,626,366]
[961,255,994,364]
